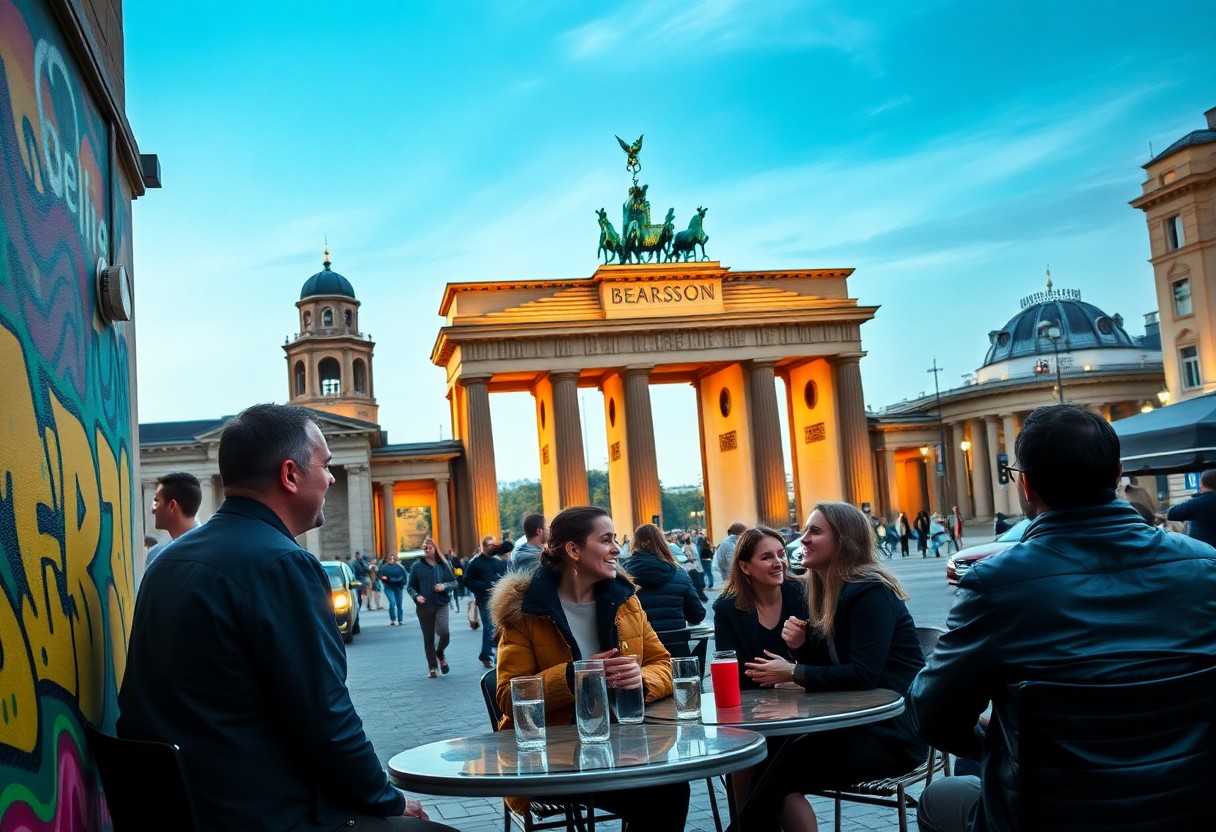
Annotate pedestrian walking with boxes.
[463,535,510,668]
[380,552,407,625]
[408,538,457,677]
[898,511,911,557]
[367,557,384,610]
[915,510,931,557]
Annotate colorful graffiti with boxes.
[1,0,136,829]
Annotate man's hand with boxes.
[402,797,429,819]
[433,582,446,592]
[781,616,808,649]
[414,595,426,605]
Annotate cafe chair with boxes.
[84,722,201,832]
[806,626,951,832]
[652,627,710,676]
[1009,664,1216,831]
[478,670,620,832]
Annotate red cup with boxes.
[710,650,741,708]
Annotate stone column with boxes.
[460,375,501,542]
[832,355,875,509]
[882,449,899,520]
[345,464,372,556]
[1003,414,1021,515]
[948,424,971,518]
[549,371,590,507]
[985,417,1007,515]
[747,360,789,528]
[623,367,662,527]
[435,476,453,553]
[380,481,396,557]
[969,418,994,518]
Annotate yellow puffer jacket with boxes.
[489,567,672,731]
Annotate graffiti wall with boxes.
[1,0,137,829]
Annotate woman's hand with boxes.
[589,649,642,690]
[744,650,796,687]
[781,616,808,649]
[401,797,429,819]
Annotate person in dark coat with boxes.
[915,510,931,556]
[898,511,911,557]
[463,536,511,667]
[623,524,706,657]
[1162,468,1216,547]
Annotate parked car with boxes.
[785,539,806,575]
[946,518,1032,586]
[321,560,362,643]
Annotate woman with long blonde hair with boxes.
[742,502,928,832]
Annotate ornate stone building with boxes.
[870,281,1165,522]
[139,255,461,560]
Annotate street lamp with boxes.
[1157,387,1171,406]
[927,358,954,517]
[1037,320,1066,404]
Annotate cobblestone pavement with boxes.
[346,547,983,831]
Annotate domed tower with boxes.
[284,249,379,423]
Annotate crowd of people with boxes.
[117,401,1216,831]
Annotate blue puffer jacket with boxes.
[623,549,705,653]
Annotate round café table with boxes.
[646,685,905,735]
[387,722,767,797]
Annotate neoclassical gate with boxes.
[432,260,877,551]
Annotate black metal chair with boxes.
[84,722,201,832]
[479,670,619,832]
[807,626,951,832]
[1009,664,1216,831]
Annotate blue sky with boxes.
[125,0,1216,487]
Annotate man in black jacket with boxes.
[910,404,1216,832]
[119,404,452,831]
[1163,468,1216,548]
[463,536,511,667]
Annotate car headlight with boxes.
[333,592,350,613]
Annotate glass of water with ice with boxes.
[670,656,702,720]
[573,660,610,742]
[510,676,546,750]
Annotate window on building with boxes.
[322,308,334,327]
[303,311,312,330]
[1173,278,1193,317]
[344,309,353,327]
[353,359,367,394]
[1166,214,1185,251]
[294,361,306,396]
[1180,345,1202,390]
[319,357,341,396]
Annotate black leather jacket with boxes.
[909,500,1216,832]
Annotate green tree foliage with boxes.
[499,474,704,534]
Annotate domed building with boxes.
[870,277,1165,525]
[138,250,462,564]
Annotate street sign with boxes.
[1184,472,1200,493]
[996,452,1009,485]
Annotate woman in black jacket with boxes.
[622,524,705,657]
[742,502,928,832]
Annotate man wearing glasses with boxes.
[908,404,1216,832]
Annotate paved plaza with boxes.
[346,546,981,831]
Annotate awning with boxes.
[1113,391,1216,475]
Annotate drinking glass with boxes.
[709,650,741,708]
[612,656,645,724]
[670,656,702,719]
[510,676,546,750]
[573,660,610,742]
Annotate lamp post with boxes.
[927,358,953,517]
[1157,387,1171,406]
[1037,320,1066,404]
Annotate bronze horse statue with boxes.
[622,207,676,264]
[670,206,709,262]
[596,208,622,264]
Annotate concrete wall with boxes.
[1,0,141,827]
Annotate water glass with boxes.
[613,683,645,724]
[710,650,741,708]
[510,676,546,750]
[573,660,610,742]
[670,656,702,720]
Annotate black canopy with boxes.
[1114,391,1216,475]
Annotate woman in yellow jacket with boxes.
[490,505,689,830]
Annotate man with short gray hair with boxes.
[120,403,452,831]
[713,520,747,580]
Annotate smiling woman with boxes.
[488,506,690,830]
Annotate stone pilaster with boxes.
[985,416,1007,515]
[882,448,899,521]
[948,424,971,518]
[345,464,372,556]
[623,366,662,528]
[380,481,396,557]
[460,376,501,542]
[969,418,994,518]
[747,360,789,528]
[832,355,875,509]
[550,371,590,507]
[435,476,453,553]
